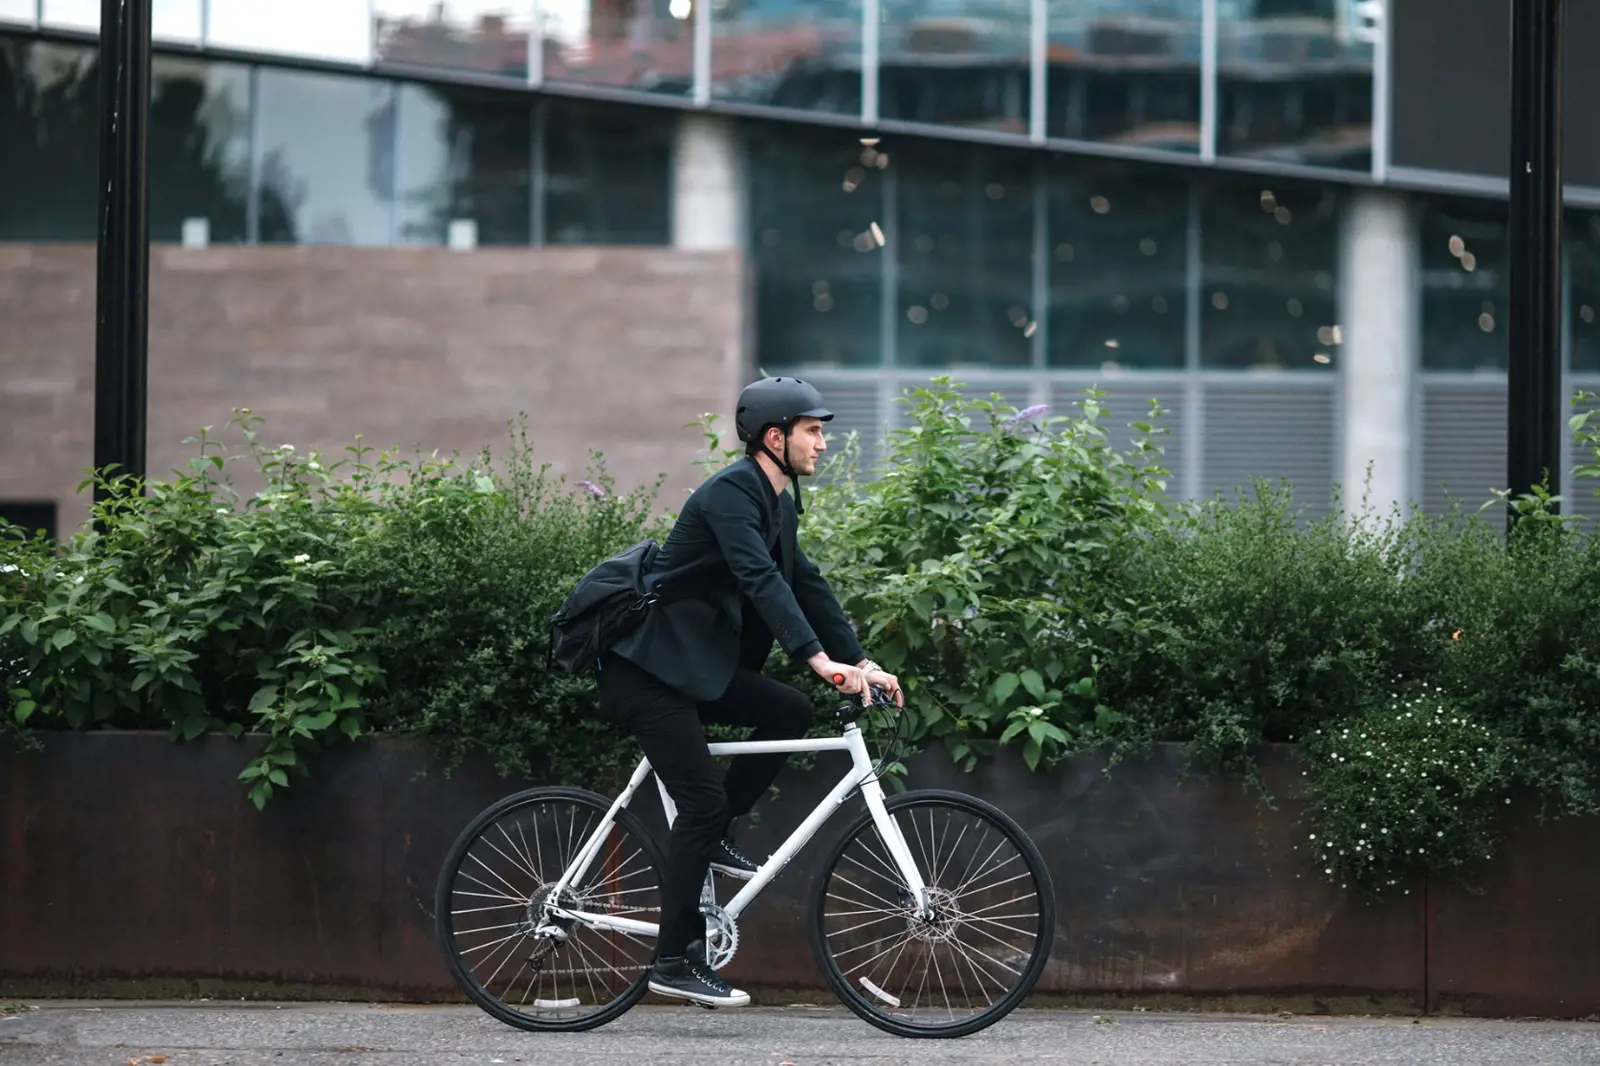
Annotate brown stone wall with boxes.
[0,243,746,533]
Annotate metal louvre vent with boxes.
[1419,379,1507,517]
[1199,381,1339,519]
[1051,379,1189,498]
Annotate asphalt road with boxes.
[3,1001,1597,1066]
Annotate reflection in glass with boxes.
[1216,0,1372,169]
[208,0,372,64]
[374,0,531,78]
[41,0,203,39]
[879,0,1031,132]
[1045,0,1201,151]
[0,0,35,24]
[543,99,672,244]
[149,57,252,243]
[0,39,98,240]
[711,0,862,113]
[747,125,885,367]
[1047,167,1187,368]
[1418,201,1507,372]
[895,140,1035,367]
[1200,178,1339,370]
[541,0,693,95]
[255,68,396,245]
[1571,212,1600,375]
[394,83,532,246]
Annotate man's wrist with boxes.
[857,658,881,673]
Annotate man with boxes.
[598,376,903,1008]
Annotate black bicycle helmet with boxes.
[735,376,833,443]
[734,376,834,512]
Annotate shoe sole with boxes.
[648,980,751,1008]
[709,861,757,880]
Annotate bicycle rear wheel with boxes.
[808,788,1055,1038]
[434,786,664,1032]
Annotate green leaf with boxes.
[999,720,1026,744]
[338,716,362,740]
[180,715,208,740]
[248,685,279,713]
[1019,668,1046,700]
[82,613,117,634]
[19,618,38,645]
[992,672,1021,704]
[268,769,289,787]
[13,699,36,724]
[0,614,19,636]
[51,628,76,650]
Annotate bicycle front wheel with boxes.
[808,788,1055,1038]
[434,786,664,1032]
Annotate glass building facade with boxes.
[3,0,1600,522]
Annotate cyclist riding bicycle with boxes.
[596,375,904,1009]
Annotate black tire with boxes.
[435,785,666,1032]
[808,788,1055,1038]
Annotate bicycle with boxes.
[433,684,1056,1038]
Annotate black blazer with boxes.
[608,456,866,702]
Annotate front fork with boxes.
[856,770,935,921]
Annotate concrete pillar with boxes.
[1338,189,1419,520]
[672,113,745,252]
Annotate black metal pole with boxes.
[1506,0,1564,529]
[92,0,152,511]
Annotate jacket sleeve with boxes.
[701,479,825,662]
[793,542,866,665]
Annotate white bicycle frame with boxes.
[542,718,933,937]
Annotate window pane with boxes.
[1572,213,1600,375]
[712,0,862,114]
[1216,0,1372,170]
[208,0,372,64]
[747,124,884,368]
[895,140,1035,368]
[543,99,671,245]
[374,1,531,79]
[0,39,98,241]
[41,0,202,39]
[0,1,35,24]
[879,0,1030,133]
[395,83,532,245]
[542,0,693,96]
[149,57,252,244]
[1200,178,1339,371]
[1046,0,1201,152]
[256,68,396,245]
[1419,199,1507,373]
[1047,165,1187,368]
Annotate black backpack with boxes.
[547,538,664,674]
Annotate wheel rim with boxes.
[442,794,660,1025]
[817,799,1048,1031]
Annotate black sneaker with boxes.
[709,838,760,880]
[648,940,750,1008]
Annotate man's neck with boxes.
[751,450,790,497]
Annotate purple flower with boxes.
[1004,403,1052,431]
[578,479,606,498]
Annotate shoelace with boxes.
[689,960,730,992]
[723,840,756,866]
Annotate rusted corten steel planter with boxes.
[1,733,1594,1015]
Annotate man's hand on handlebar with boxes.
[863,666,904,707]
[807,653,904,709]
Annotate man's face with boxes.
[770,417,827,476]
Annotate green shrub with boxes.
[801,377,1174,772]
[0,412,660,806]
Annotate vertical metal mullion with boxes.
[863,0,879,125]
[366,0,378,66]
[245,63,261,243]
[1028,0,1045,144]
[531,99,546,245]
[881,156,898,368]
[692,0,711,105]
[1371,0,1390,182]
[1200,0,1217,163]
[199,0,209,47]
[528,0,543,86]
[387,81,401,245]
[1031,156,1048,375]
[1184,181,1204,500]
[32,0,39,29]
[1560,232,1574,501]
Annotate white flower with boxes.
[291,553,311,564]
[216,508,229,514]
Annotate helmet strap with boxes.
[757,426,805,514]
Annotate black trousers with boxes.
[597,652,813,959]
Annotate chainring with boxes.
[699,901,739,970]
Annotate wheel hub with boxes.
[904,886,961,943]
